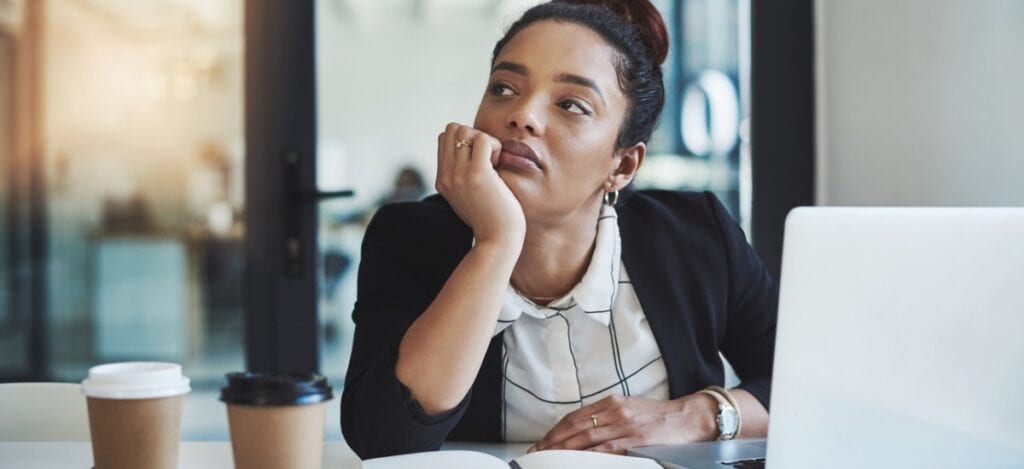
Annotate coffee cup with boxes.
[81,362,191,469]
[220,372,333,469]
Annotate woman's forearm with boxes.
[732,388,769,438]
[395,237,522,415]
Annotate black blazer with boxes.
[341,190,778,459]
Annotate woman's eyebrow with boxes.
[491,61,606,106]
[492,61,529,75]
[555,73,606,106]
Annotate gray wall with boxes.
[816,0,1024,206]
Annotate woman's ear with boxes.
[609,142,646,191]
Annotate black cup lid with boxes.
[220,372,333,406]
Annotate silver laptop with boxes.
[628,439,765,468]
[631,207,1024,468]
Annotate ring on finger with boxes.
[591,414,599,428]
[455,138,471,149]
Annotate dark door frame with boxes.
[750,0,816,281]
[244,0,321,373]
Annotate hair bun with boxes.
[557,0,670,65]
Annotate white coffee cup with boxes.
[81,362,191,469]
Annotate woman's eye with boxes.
[489,83,514,96]
[558,100,591,116]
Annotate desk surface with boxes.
[0,441,534,468]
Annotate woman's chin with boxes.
[497,170,536,194]
[498,174,539,208]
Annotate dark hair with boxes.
[491,0,669,150]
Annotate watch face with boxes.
[719,407,739,435]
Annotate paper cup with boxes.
[82,362,191,469]
[220,372,333,469]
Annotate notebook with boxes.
[361,449,661,468]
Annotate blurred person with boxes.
[377,166,427,206]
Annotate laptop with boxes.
[630,207,1024,468]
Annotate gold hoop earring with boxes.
[603,190,619,206]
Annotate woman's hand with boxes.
[436,123,525,246]
[528,394,719,455]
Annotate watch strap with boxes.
[696,388,737,440]
[707,385,743,438]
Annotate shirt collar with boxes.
[494,205,621,335]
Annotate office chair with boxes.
[0,382,90,441]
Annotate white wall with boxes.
[816,0,1024,206]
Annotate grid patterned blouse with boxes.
[493,204,669,442]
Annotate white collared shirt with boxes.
[493,205,669,442]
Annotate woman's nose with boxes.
[507,104,544,136]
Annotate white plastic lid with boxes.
[81,362,191,399]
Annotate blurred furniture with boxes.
[92,235,196,360]
[90,223,245,362]
[0,383,90,441]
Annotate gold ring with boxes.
[591,414,598,428]
[455,138,471,149]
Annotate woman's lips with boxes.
[496,140,542,172]
[497,150,542,172]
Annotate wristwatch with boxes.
[697,389,739,440]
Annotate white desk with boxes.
[0,441,534,468]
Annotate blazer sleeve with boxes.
[340,203,472,459]
[705,193,779,410]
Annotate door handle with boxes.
[283,151,354,276]
[303,190,354,200]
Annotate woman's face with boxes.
[473,20,644,221]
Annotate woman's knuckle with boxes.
[595,442,615,453]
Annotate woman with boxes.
[341,0,777,459]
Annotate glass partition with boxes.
[0,0,245,440]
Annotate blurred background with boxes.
[1,0,1020,440]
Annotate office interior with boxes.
[0,0,1020,441]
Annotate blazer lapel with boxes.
[618,204,700,399]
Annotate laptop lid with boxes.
[766,207,1024,468]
